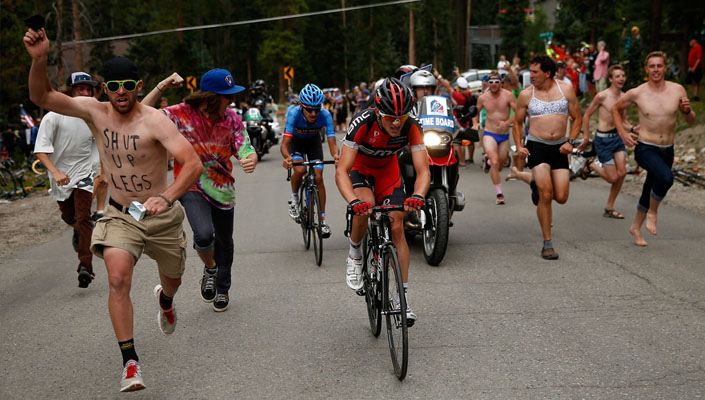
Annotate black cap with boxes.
[103,57,139,82]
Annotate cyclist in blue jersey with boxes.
[281,83,340,237]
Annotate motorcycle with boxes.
[244,107,271,160]
[399,95,477,266]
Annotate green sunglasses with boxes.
[104,80,139,93]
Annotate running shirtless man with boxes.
[612,51,696,246]
[24,28,202,392]
[578,64,637,219]
[473,72,517,204]
[513,55,583,260]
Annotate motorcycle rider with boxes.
[281,83,339,238]
[336,78,430,325]
[248,79,275,143]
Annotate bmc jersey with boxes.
[343,108,425,169]
[284,106,335,139]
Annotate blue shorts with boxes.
[484,130,510,145]
[594,130,626,165]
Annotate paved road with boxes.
[2,140,705,399]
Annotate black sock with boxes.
[159,291,173,310]
[118,338,138,366]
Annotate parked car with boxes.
[453,69,492,95]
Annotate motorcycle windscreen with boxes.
[416,95,454,134]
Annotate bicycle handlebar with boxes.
[286,159,336,182]
[344,204,406,238]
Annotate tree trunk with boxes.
[409,8,415,65]
[342,0,349,91]
[456,0,465,70]
[369,11,375,81]
[72,0,83,71]
[466,0,471,70]
[57,0,64,83]
[650,0,662,51]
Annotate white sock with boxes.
[348,239,362,259]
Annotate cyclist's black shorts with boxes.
[290,136,324,168]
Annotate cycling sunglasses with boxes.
[378,112,409,124]
[302,106,321,114]
[104,80,139,93]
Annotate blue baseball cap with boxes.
[200,68,245,95]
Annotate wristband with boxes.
[156,85,164,92]
[630,126,635,133]
[158,193,173,208]
[683,108,692,115]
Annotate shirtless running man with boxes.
[513,55,583,260]
[24,28,202,392]
[612,51,696,246]
[578,64,637,219]
[473,72,517,204]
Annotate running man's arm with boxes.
[677,85,697,125]
[144,112,203,215]
[513,90,530,159]
[579,92,603,150]
[561,82,583,154]
[611,89,638,147]
[142,73,183,107]
[24,28,98,122]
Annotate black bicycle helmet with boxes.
[375,77,414,116]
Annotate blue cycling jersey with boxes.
[284,106,335,139]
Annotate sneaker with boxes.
[72,229,79,252]
[213,292,229,312]
[496,193,505,205]
[153,284,177,335]
[321,223,331,238]
[200,267,217,302]
[288,201,299,220]
[345,256,363,290]
[529,179,539,206]
[120,360,145,392]
[77,266,94,288]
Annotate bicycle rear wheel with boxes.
[310,187,323,266]
[362,231,382,337]
[299,185,311,249]
[384,245,408,380]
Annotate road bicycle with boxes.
[345,204,409,380]
[0,155,26,200]
[286,159,336,266]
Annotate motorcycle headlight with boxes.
[424,131,442,146]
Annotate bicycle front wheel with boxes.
[362,231,382,337]
[299,185,311,249]
[310,187,323,266]
[384,245,408,380]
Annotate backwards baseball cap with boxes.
[66,72,98,87]
[456,77,469,89]
[103,57,140,82]
[200,69,245,95]
[487,73,501,81]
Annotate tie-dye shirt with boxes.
[164,103,255,210]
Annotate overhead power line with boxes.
[61,0,421,46]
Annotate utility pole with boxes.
[409,8,415,65]
[72,0,83,71]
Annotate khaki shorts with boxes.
[91,202,188,278]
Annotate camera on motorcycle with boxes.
[456,128,480,143]
[455,105,478,122]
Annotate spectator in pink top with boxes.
[594,41,610,92]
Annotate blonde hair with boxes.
[644,51,666,66]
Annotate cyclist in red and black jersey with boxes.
[336,77,429,325]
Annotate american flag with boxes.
[20,104,35,129]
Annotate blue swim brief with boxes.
[484,130,510,145]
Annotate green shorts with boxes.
[91,201,188,278]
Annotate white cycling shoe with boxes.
[346,256,363,290]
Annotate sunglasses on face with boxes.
[379,112,409,124]
[302,106,321,114]
[104,80,139,93]
[488,80,501,84]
